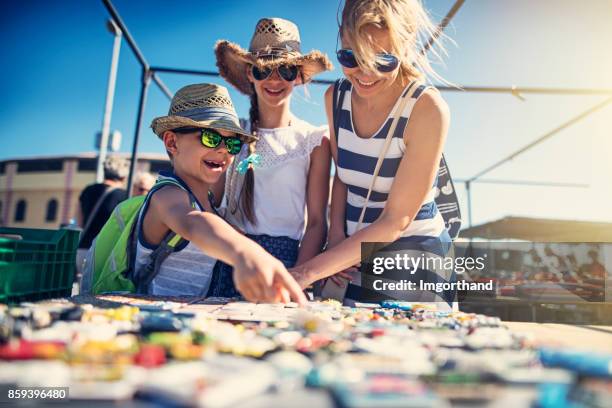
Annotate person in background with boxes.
[77,156,129,247]
[543,245,566,281]
[566,253,580,281]
[75,156,128,275]
[582,249,607,280]
[132,172,156,196]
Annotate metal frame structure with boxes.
[461,96,612,226]
[96,19,122,183]
[101,0,612,229]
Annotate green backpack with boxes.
[81,177,196,295]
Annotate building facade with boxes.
[0,153,171,229]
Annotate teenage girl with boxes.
[212,17,333,296]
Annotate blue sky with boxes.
[2,0,611,225]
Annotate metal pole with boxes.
[126,69,152,198]
[467,96,612,183]
[421,0,465,54]
[152,73,173,100]
[150,65,612,96]
[446,85,612,96]
[150,66,221,77]
[454,178,589,188]
[96,19,122,183]
[102,0,149,70]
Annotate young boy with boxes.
[142,83,305,303]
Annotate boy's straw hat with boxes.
[151,83,256,143]
[215,17,333,95]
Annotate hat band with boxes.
[177,107,239,124]
[251,48,302,58]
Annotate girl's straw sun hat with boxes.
[215,17,332,95]
[150,83,256,143]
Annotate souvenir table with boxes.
[0,294,610,407]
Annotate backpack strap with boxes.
[135,232,183,293]
[127,178,198,294]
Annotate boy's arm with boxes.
[149,186,306,304]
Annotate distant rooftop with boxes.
[0,152,168,163]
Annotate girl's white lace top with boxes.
[222,117,328,240]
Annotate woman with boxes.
[291,0,459,309]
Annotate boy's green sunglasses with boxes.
[173,127,244,155]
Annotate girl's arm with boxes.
[328,174,348,247]
[291,90,450,288]
[324,85,348,248]
[295,136,331,266]
[149,186,306,304]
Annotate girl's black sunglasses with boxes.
[251,65,299,82]
[336,49,399,73]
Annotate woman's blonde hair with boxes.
[340,0,451,84]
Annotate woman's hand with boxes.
[288,264,316,290]
[232,245,307,305]
[325,230,356,286]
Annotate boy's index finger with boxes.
[276,270,307,305]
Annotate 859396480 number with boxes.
[4,387,68,402]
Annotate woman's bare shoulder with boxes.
[404,88,450,144]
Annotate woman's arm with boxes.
[292,90,450,287]
[295,136,331,266]
[149,186,306,304]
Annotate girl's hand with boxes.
[233,246,307,305]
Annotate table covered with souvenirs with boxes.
[1,294,611,407]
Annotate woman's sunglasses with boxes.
[336,49,400,73]
[173,127,243,155]
[251,64,299,82]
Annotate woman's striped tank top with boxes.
[335,80,456,308]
